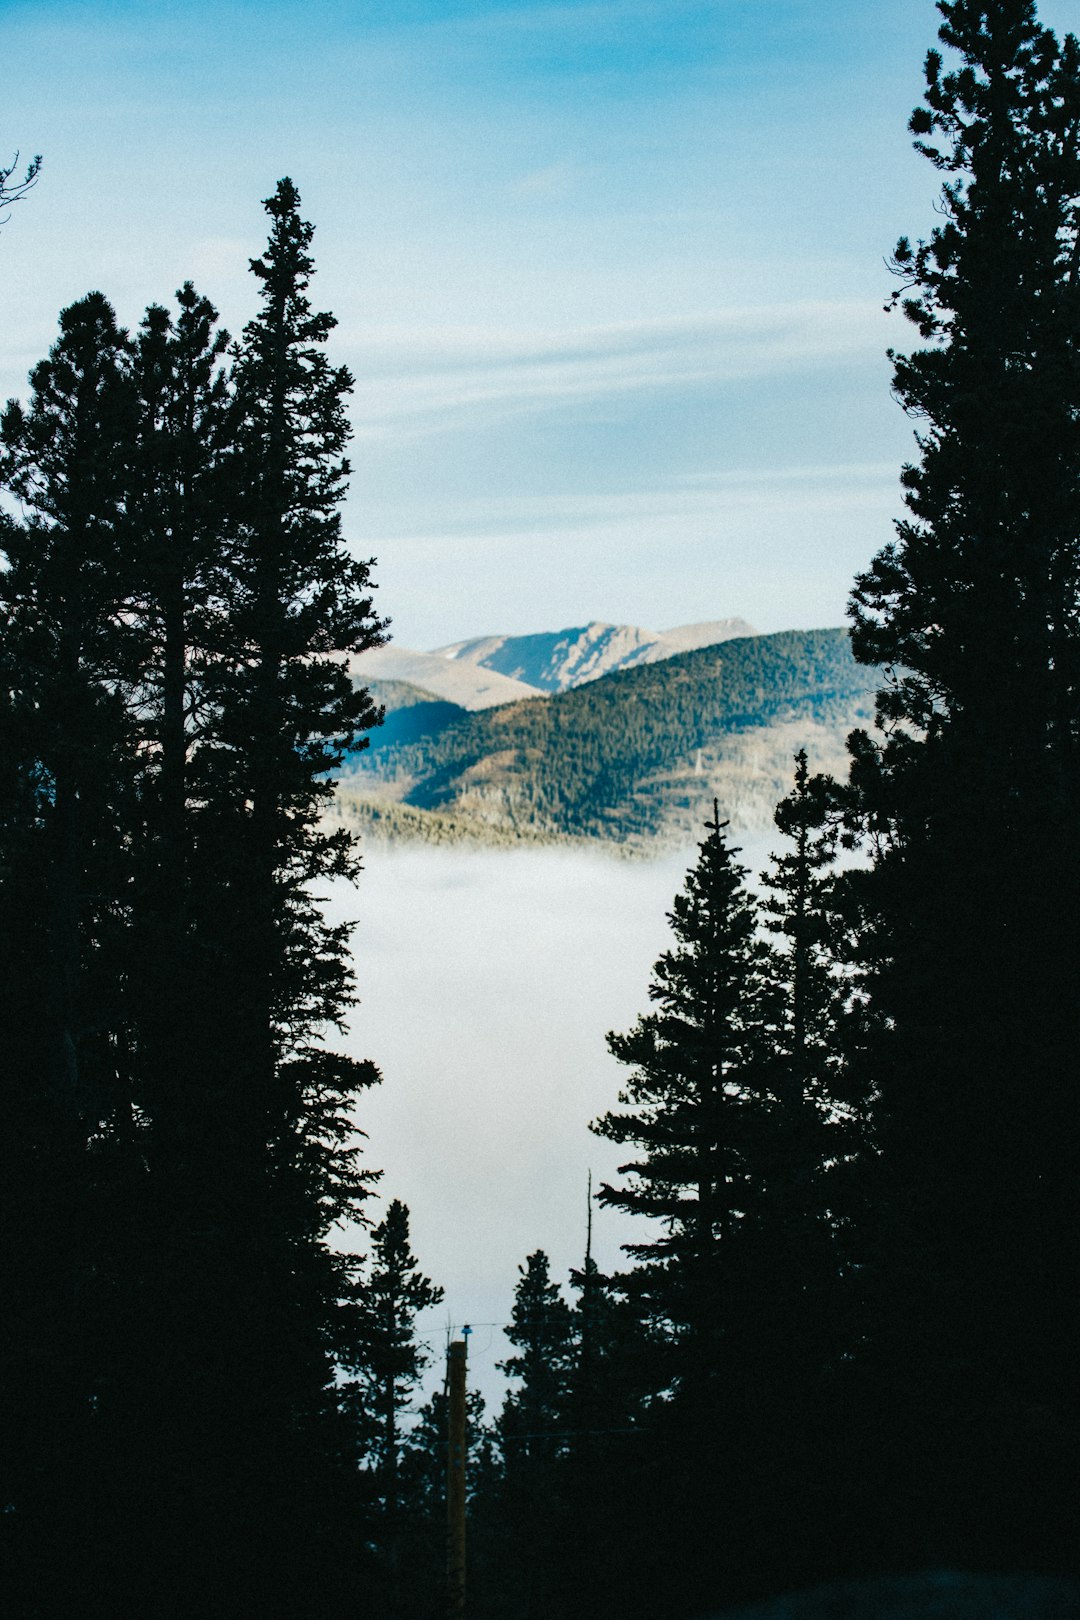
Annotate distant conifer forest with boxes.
[2,2,1079,1616]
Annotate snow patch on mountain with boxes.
[348,645,539,709]
[433,617,757,694]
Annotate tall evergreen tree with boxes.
[591,812,784,1611]
[497,1251,575,1463]
[336,1199,443,1617]
[143,178,387,1613]
[478,1253,575,1620]
[0,181,388,1614]
[758,750,858,1356]
[108,284,243,1606]
[558,1231,653,1620]
[350,1199,443,1522]
[840,0,1080,1567]
[124,279,232,1230]
[594,811,778,1384]
[0,294,140,1606]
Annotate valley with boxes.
[337,624,878,849]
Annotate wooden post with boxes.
[447,1337,468,1620]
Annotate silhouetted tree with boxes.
[591,811,787,1611]
[757,750,860,1363]
[497,1251,574,1462]
[840,0,1080,1569]
[0,291,142,1606]
[350,1200,443,1520]
[0,181,387,1616]
[141,177,387,1613]
[470,1252,574,1620]
[333,1199,442,1617]
[594,811,778,1386]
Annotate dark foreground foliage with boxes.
[0,181,386,1618]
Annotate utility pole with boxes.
[586,1169,593,1269]
[579,1171,595,1420]
[447,1333,468,1620]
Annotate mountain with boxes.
[433,617,758,693]
[339,628,877,850]
[349,617,757,710]
[347,645,537,709]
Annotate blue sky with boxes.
[4,0,1075,646]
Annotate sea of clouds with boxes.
[326,833,776,1407]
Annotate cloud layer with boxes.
[328,836,776,1406]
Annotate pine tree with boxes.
[482,1253,575,1620]
[334,1199,442,1617]
[350,1199,443,1520]
[144,179,388,1611]
[107,284,244,1604]
[758,750,856,1356]
[763,752,842,1104]
[0,184,387,1612]
[593,810,778,1384]
[841,0,1080,1567]
[497,1250,574,1463]
[558,1234,653,1620]
[123,278,233,1293]
[0,292,138,1126]
[590,811,787,1611]
[0,294,141,1608]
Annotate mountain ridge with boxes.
[433,616,757,694]
[341,627,876,850]
[350,616,757,709]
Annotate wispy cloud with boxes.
[342,302,891,439]
[344,459,906,646]
[353,460,900,541]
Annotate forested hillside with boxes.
[342,628,876,845]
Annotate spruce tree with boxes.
[333,1199,442,1617]
[841,0,1080,1566]
[110,284,241,1604]
[483,1253,576,1620]
[748,755,871,1592]
[558,1243,652,1620]
[350,1199,443,1522]
[593,810,778,1383]
[758,750,856,1358]
[148,178,387,1612]
[0,190,387,1612]
[591,812,784,1611]
[497,1250,575,1462]
[0,295,141,1607]
[124,279,232,1241]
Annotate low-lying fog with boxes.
[327,833,776,1408]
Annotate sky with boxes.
[6,0,1073,648]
